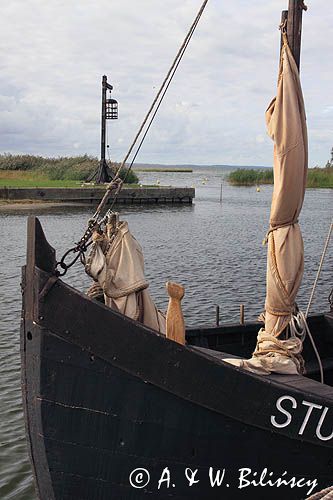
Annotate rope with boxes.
[56,1,210,275]
[108,6,204,208]
[253,329,305,374]
[92,0,209,219]
[289,310,324,383]
[305,219,333,318]
[307,486,333,500]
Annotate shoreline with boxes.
[0,200,91,211]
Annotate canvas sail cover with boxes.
[225,37,308,375]
[264,37,308,338]
[86,220,166,334]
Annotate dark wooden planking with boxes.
[187,314,333,366]
[33,332,333,499]
[21,217,333,500]
[35,276,333,445]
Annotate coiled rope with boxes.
[307,486,333,500]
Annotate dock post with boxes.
[240,304,245,325]
[216,305,220,326]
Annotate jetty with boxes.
[0,186,194,205]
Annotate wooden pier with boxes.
[0,186,194,205]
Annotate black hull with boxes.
[22,217,333,499]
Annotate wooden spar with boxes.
[285,0,307,70]
[166,281,185,345]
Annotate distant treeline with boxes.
[0,154,138,184]
[227,166,333,188]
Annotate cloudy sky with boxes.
[1,0,332,166]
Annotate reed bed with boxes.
[227,167,333,188]
[0,154,138,184]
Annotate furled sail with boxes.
[225,35,308,375]
[86,219,166,334]
[264,34,308,339]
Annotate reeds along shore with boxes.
[0,154,139,185]
[0,154,332,189]
[227,167,333,188]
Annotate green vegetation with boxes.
[0,171,86,188]
[228,169,273,186]
[227,166,333,188]
[307,166,333,188]
[0,154,139,185]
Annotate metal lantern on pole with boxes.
[94,75,118,184]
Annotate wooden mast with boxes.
[284,0,307,70]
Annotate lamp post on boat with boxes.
[96,75,118,183]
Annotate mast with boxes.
[281,0,307,71]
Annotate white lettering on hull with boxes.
[271,395,332,442]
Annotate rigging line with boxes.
[305,219,333,318]
[93,0,209,219]
[109,6,203,206]
[114,0,208,178]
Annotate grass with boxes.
[0,171,83,188]
[0,154,139,184]
[0,171,161,189]
[228,169,273,186]
[307,166,333,188]
[227,166,333,188]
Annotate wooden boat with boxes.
[21,2,333,498]
[22,216,333,499]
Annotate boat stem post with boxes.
[240,304,245,325]
[215,305,220,326]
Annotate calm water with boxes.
[0,167,332,499]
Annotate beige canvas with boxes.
[86,221,166,334]
[264,36,308,337]
[224,37,308,375]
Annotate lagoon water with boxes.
[0,166,332,499]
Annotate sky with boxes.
[0,0,332,167]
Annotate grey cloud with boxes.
[0,0,332,165]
